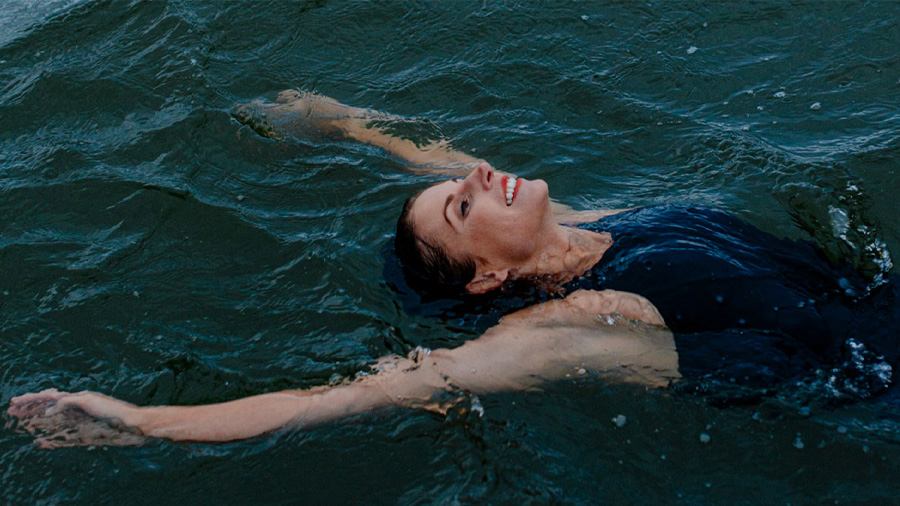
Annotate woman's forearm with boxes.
[131,391,322,442]
[131,377,431,442]
[233,91,484,173]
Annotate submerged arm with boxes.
[233,90,483,174]
[8,291,676,448]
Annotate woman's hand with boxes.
[7,389,146,448]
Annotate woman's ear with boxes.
[465,269,508,294]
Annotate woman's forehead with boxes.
[414,181,453,215]
[412,181,456,233]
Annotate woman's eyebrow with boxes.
[443,194,454,227]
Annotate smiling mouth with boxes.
[504,176,520,206]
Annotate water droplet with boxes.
[577,367,587,375]
[699,433,711,443]
[810,102,822,111]
[715,295,724,303]
[687,46,698,55]
[837,426,848,434]
[793,436,804,449]
[798,406,810,417]
[471,396,484,417]
[613,414,627,427]
[236,195,245,202]
[581,14,589,21]
[774,91,786,98]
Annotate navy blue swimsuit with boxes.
[568,206,884,388]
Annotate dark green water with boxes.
[1,1,899,504]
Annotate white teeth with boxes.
[505,177,517,206]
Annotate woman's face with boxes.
[409,162,555,282]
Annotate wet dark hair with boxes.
[394,191,477,288]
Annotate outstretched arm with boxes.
[8,290,677,448]
[233,90,483,174]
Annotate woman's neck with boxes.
[513,225,613,285]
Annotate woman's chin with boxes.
[517,178,549,204]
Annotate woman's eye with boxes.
[460,199,470,217]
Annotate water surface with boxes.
[1,1,899,504]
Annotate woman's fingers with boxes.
[8,393,57,419]
[8,390,145,448]
[7,390,95,425]
[10,388,65,405]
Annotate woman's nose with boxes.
[469,161,494,190]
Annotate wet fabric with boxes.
[570,206,895,388]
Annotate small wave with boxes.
[0,0,90,48]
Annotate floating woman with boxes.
[7,92,897,448]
